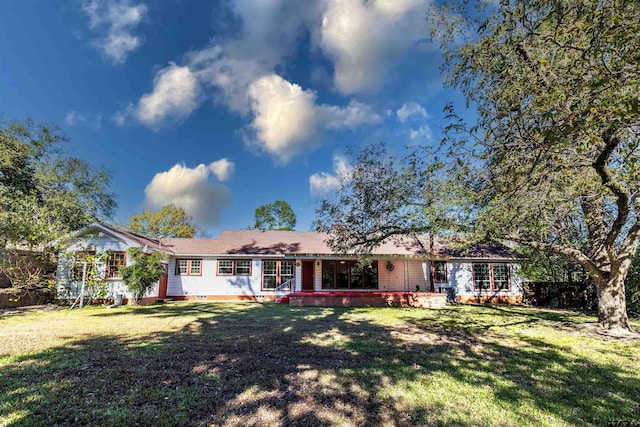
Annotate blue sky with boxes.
[0,0,468,237]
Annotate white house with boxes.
[56,223,524,306]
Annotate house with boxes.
[56,223,524,306]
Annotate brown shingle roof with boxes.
[160,230,516,259]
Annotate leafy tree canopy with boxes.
[253,200,296,231]
[127,205,196,238]
[318,0,640,333]
[0,119,116,248]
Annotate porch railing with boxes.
[275,278,294,302]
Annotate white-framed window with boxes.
[473,263,510,291]
[218,260,234,275]
[217,260,252,276]
[236,260,251,276]
[175,259,202,276]
[492,264,510,290]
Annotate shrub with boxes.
[120,248,166,305]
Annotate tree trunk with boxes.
[594,273,632,333]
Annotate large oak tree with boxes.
[253,200,296,231]
[0,120,116,248]
[127,205,196,238]
[318,0,640,333]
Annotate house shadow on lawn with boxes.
[1,303,639,426]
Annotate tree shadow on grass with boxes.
[1,303,638,426]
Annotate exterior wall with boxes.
[378,259,405,291]
[445,261,524,303]
[166,257,271,298]
[56,235,158,303]
[406,260,430,292]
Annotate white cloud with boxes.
[396,102,428,123]
[321,100,382,129]
[208,158,235,182]
[309,154,352,196]
[144,163,233,227]
[317,0,430,94]
[82,0,147,64]
[247,74,320,162]
[64,111,102,128]
[247,74,381,163]
[409,125,432,141]
[135,63,201,128]
[111,108,129,126]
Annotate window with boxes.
[473,263,491,290]
[321,260,378,290]
[106,252,126,279]
[262,260,295,290]
[473,263,510,291]
[492,264,510,290]
[434,261,447,283]
[218,260,234,275]
[236,260,251,276]
[217,260,252,276]
[175,259,202,276]
[72,251,96,280]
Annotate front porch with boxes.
[287,291,447,308]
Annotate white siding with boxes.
[57,235,157,301]
[406,260,429,292]
[447,261,523,298]
[167,257,265,297]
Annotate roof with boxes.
[99,224,165,250]
[59,223,170,253]
[63,224,517,259]
[160,230,517,259]
[161,230,425,256]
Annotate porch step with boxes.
[275,296,290,304]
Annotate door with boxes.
[158,264,168,298]
[302,261,314,291]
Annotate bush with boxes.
[120,248,166,305]
[626,251,640,317]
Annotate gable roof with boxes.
[161,230,425,256]
[58,223,171,253]
[160,230,517,260]
[60,224,517,260]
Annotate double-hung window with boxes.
[217,260,252,276]
[175,259,202,276]
[262,260,295,290]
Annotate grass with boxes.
[1,303,639,427]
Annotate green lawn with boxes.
[1,303,638,426]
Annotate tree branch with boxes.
[593,130,630,249]
[505,234,603,279]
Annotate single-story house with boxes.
[56,223,524,307]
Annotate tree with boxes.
[318,1,640,333]
[0,119,116,247]
[127,205,196,238]
[120,248,166,305]
[253,200,296,231]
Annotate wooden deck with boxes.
[287,291,447,308]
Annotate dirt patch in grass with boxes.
[1,303,639,426]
